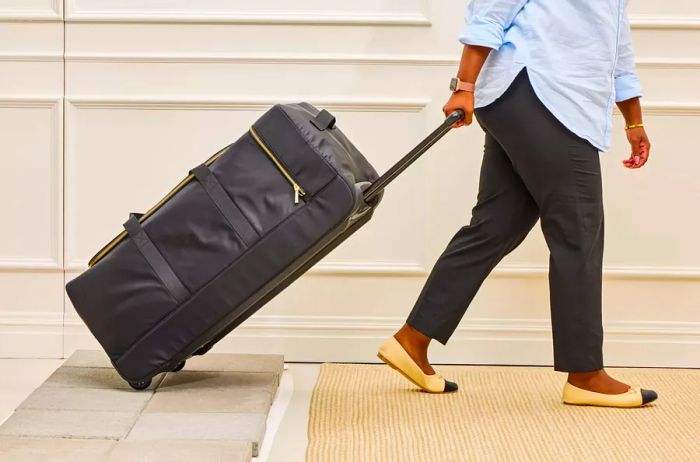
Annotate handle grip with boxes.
[363,109,466,204]
[445,109,466,126]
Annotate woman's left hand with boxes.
[622,127,651,169]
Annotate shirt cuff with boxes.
[458,18,505,50]
[615,74,642,102]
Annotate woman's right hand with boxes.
[443,90,474,128]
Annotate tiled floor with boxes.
[0,359,320,462]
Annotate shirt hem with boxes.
[526,75,609,152]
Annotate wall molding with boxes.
[65,97,429,112]
[631,102,700,116]
[56,313,700,366]
[66,98,700,117]
[63,54,700,71]
[0,0,62,21]
[63,53,459,66]
[0,258,62,271]
[67,51,445,66]
[1,311,63,328]
[61,313,700,336]
[0,53,63,62]
[631,16,700,30]
[0,98,63,270]
[64,4,431,26]
[636,58,700,70]
[63,260,700,280]
[0,311,63,359]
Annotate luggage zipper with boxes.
[248,126,306,204]
[87,145,230,268]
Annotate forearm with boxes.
[616,97,643,126]
[456,45,492,84]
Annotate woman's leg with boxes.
[395,127,539,373]
[476,68,628,393]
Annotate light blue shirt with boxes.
[459,0,642,152]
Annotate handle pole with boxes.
[363,109,465,203]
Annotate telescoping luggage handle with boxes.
[362,109,465,203]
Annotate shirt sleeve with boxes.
[458,0,529,50]
[614,7,643,102]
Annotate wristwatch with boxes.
[450,77,475,93]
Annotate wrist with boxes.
[450,77,475,93]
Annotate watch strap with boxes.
[455,80,475,92]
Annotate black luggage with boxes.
[65,102,464,389]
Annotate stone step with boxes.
[0,350,285,460]
[0,437,253,462]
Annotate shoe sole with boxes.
[562,400,647,408]
[376,352,455,394]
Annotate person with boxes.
[377,0,658,408]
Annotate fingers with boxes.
[622,132,651,169]
[464,109,474,126]
[443,106,473,128]
[637,134,651,168]
[443,91,475,129]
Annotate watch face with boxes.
[449,77,458,92]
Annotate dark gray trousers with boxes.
[406,68,604,372]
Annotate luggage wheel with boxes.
[172,360,186,372]
[128,378,152,390]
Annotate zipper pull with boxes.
[294,184,301,204]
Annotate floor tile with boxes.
[0,409,138,440]
[44,366,163,390]
[158,371,277,395]
[19,386,152,413]
[185,354,284,376]
[0,437,115,462]
[125,412,266,457]
[144,386,272,414]
[106,439,252,462]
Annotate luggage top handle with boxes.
[362,109,465,204]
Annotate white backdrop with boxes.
[1,0,698,367]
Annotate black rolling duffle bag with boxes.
[65,102,464,389]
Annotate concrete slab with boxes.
[44,367,163,390]
[143,386,272,414]
[0,410,138,440]
[125,412,267,457]
[0,437,115,462]
[62,350,113,369]
[0,354,284,460]
[0,438,252,462]
[158,371,277,395]
[185,354,284,376]
[106,440,252,462]
[19,386,152,413]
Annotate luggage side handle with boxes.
[362,109,465,204]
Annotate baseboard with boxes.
[212,315,700,368]
[0,312,63,358]
[25,313,698,368]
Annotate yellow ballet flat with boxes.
[562,381,658,408]
[377,336,458,393]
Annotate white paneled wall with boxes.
[2,1,699,367]
[0,2,64,357]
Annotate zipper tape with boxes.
[248,126,306,204]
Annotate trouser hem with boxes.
[405,312,449,346]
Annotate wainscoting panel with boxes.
[3,1,698,365]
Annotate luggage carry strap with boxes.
[123,214,190,304]
[189,163,258,247]
[310,109,336,131]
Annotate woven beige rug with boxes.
[306,364,700,462]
